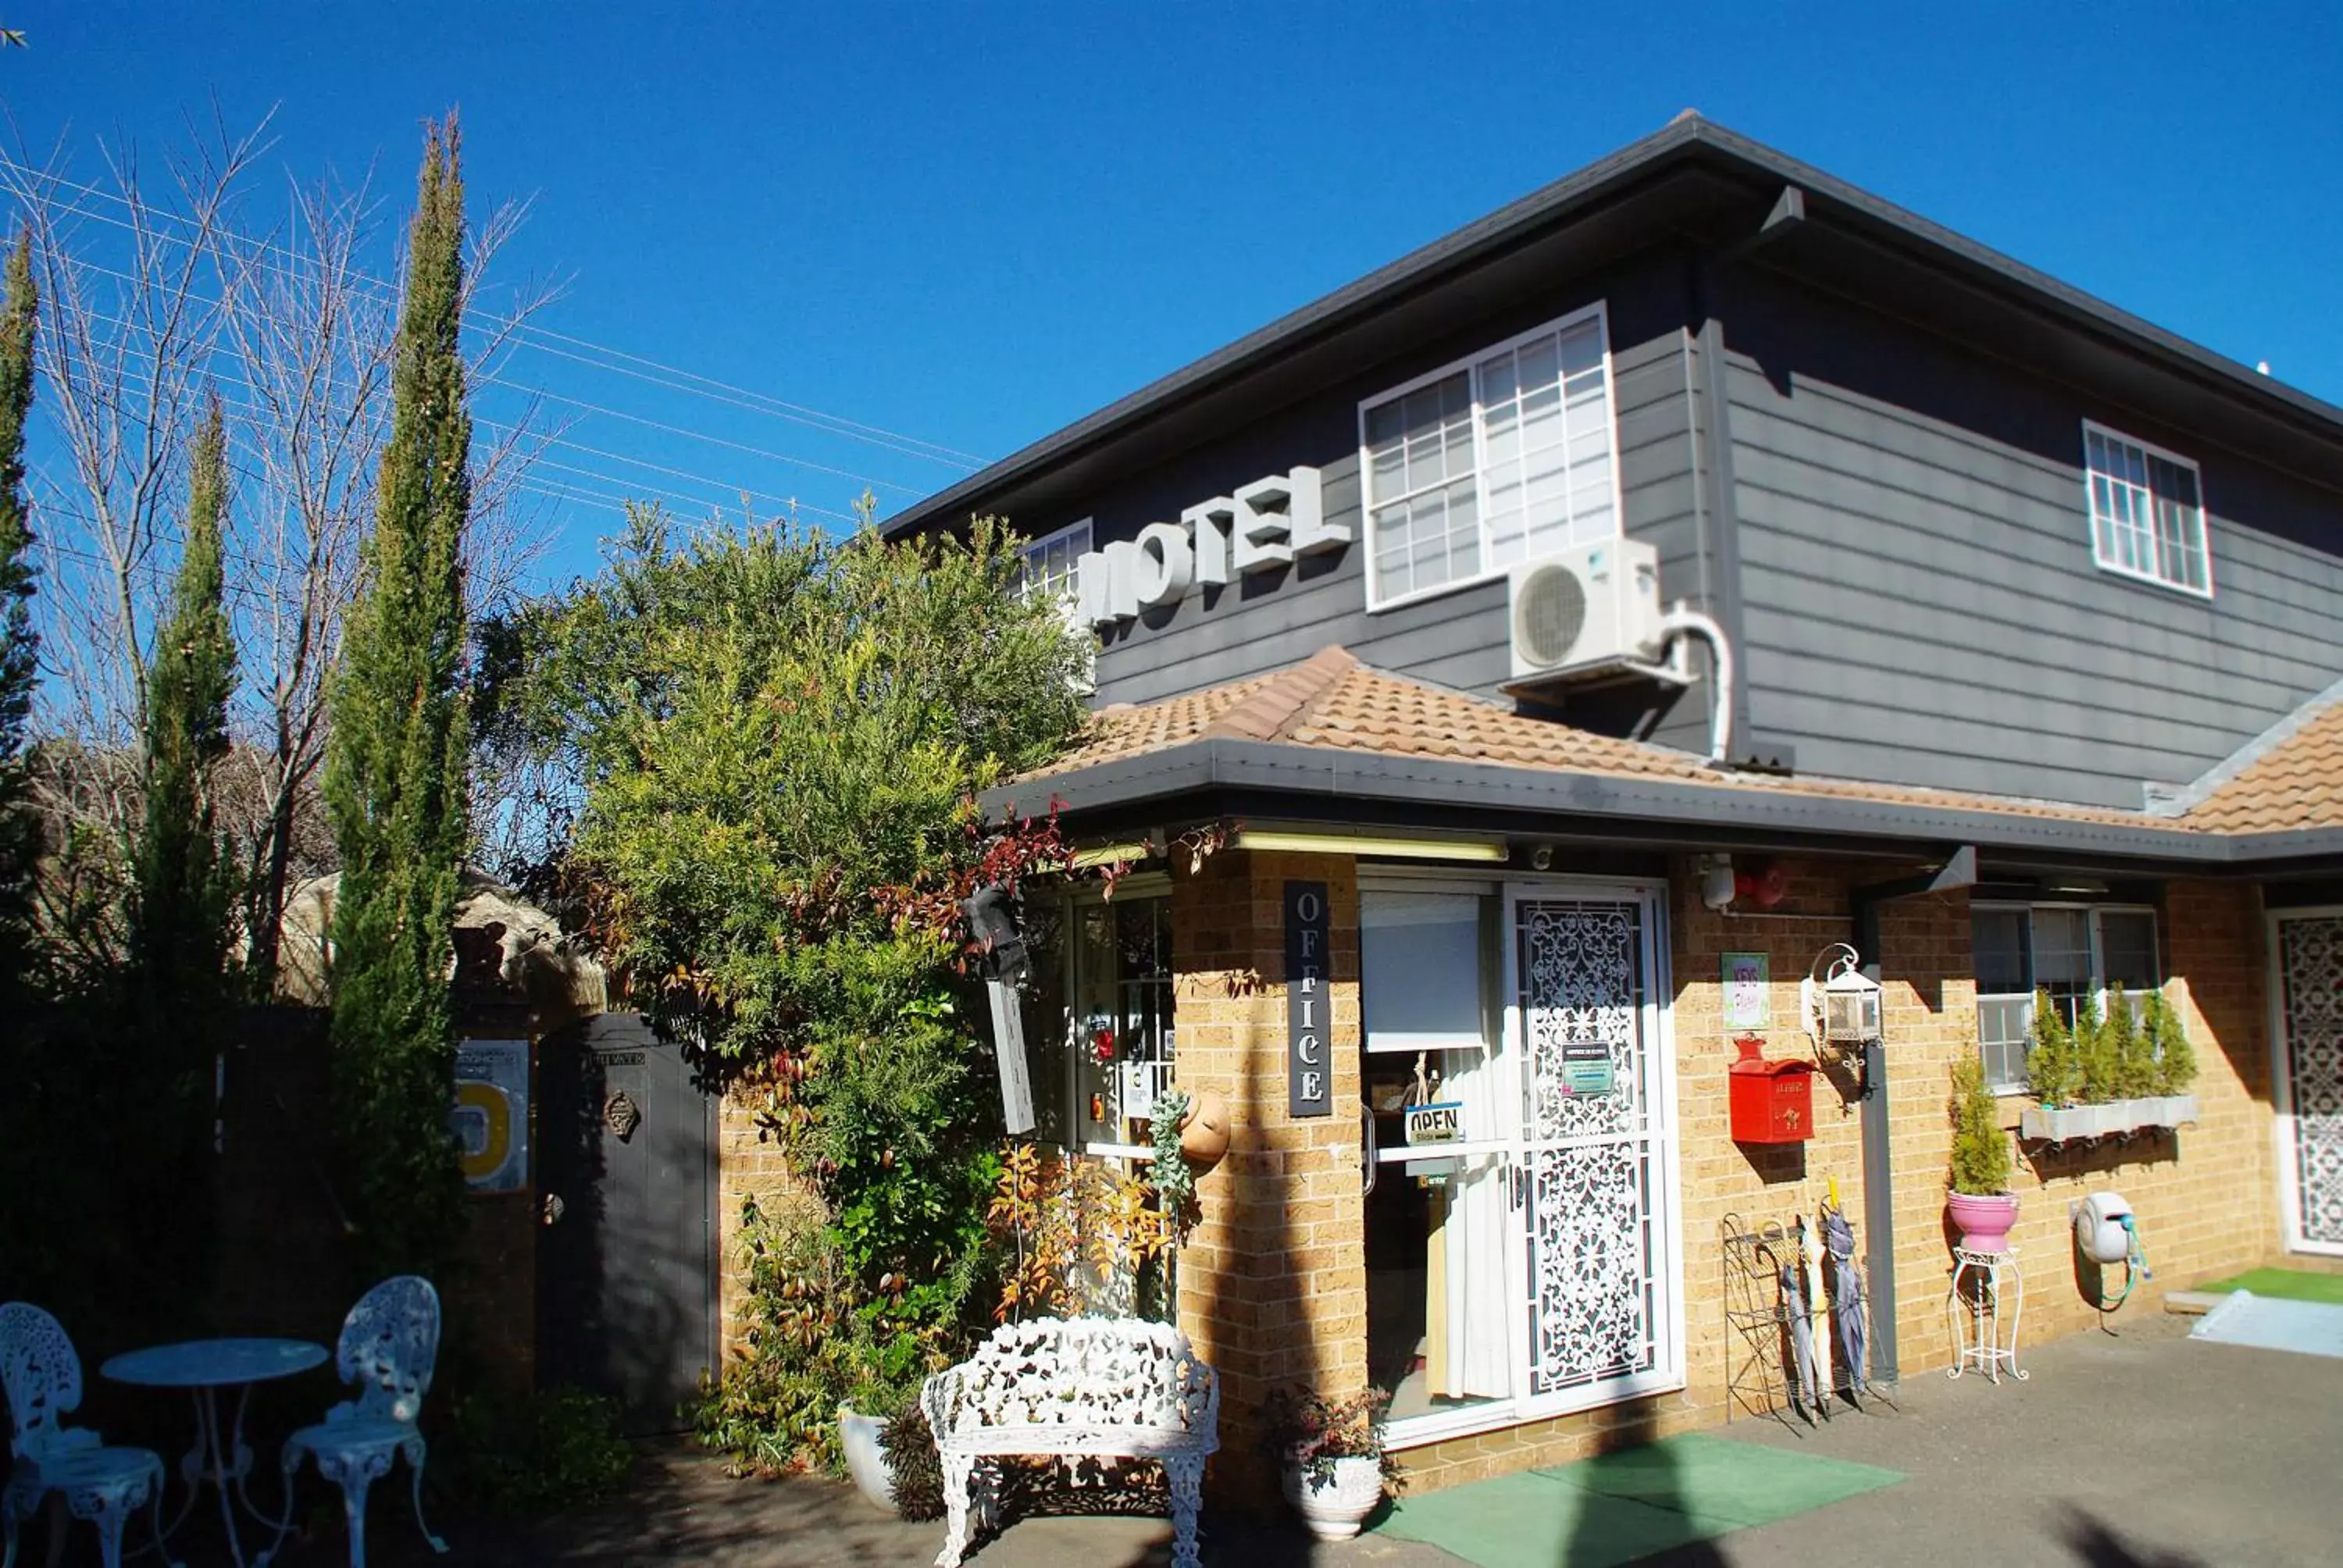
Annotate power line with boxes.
[52,313,868,529]
[0,155,989,472]
[47,249,921,501]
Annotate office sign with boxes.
[1286,880,1333,1117]
[1077,467,1346,629]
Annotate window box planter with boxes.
[2021,1103,2091,1142]
[2020,1095,2200,1145]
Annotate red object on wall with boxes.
[1728,1035,1815,1144]
[1734,863,1788,908]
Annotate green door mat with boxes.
[1377,1432,1903,1568]
[2199,1267,2343,1306]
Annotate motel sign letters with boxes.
[1075,467,1346,629]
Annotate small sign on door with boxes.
[1403,1101,1464,1146]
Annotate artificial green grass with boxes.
[1376,1431,1903,1568]
[2199,1267,2343,1306]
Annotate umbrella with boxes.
[1824,1201,1868,1402]
[1778,1262,1818,1419]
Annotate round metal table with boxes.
[102,1337,330,1568]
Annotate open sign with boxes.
[1404,1101,1465,1146]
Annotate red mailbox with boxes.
[1728,1036,1815,1144]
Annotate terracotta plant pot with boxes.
[1177,1089,1232,1167]
[1282,1454,1383,1540]
[837,1405,896,1513]
[1947,1191,2020,1253]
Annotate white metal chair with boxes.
[276,1277,447,1568]
[0,1303,177,1568]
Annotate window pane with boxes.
[1073,896,1175,1147]
[1366,371,1471,506]
[2099,911,2158,990]
[2032,908,2092,984]
[1363,893,1484,1050]
[1977,993,2033,1090]
[1973,909,2030,992]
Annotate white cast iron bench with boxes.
[922,1317,1220,1568]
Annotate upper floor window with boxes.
[2084,423,2210,597]
[1360,306,1619,609]
[1973,903,2159,1092]
[1019,518,1091,608]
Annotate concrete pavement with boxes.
[241,1308,2337,1566]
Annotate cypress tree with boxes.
[129,390,241,1014]
[323,116,473,1278]
[115,390,241,1307]
[0,229,37,994]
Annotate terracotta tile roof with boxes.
[2184,699,2343,832]
[1023,647,2193,831]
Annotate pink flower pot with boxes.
[1947,1191,2020,1253]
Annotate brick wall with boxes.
[715,1085,804,1355]
[1933,878,2277,1352]
[1359,860,2280,1493]
[1167,847,1367,1507]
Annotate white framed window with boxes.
[1971,903,2160,1092]
[2082,422,2211,597]
[1359,305,1621,611]
[1018,518,1091,608]
[1067,882,1175,1159]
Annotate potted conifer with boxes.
[2144,992,2201,1128]
[2019,992,2086,1143]
[1947,1054,2019,1252]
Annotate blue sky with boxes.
[9,2,2340,588]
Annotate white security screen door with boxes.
[1508,886,1681,1413]
[2274,913,2343,1254]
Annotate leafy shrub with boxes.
[483,511,1090,1475]
[1260,1386,1400,1491]
[448,1384,633,1515]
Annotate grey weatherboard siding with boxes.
[1722,269,2343,809]
[900,121,2343,814]
[1042,255,1724,759]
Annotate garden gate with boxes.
[536,1013,719,1431]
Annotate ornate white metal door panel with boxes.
[1510,890,1678,1410]
[2277,914,2343,1252]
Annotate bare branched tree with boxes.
[5,110,565,988]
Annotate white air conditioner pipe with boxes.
[1657,604,1735,765]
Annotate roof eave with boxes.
[982,737,2343,870]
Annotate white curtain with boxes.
[1439,1043,1512,1400]
[1362,889,1513,1405]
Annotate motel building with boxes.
[874,115,2343,1497]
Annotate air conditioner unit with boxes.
[1505,537,1664,690]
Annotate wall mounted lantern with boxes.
[1801,942,1883,1051]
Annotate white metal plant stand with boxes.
[1946,1246,2027,1383]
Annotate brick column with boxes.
[1168,847,1364,1506]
